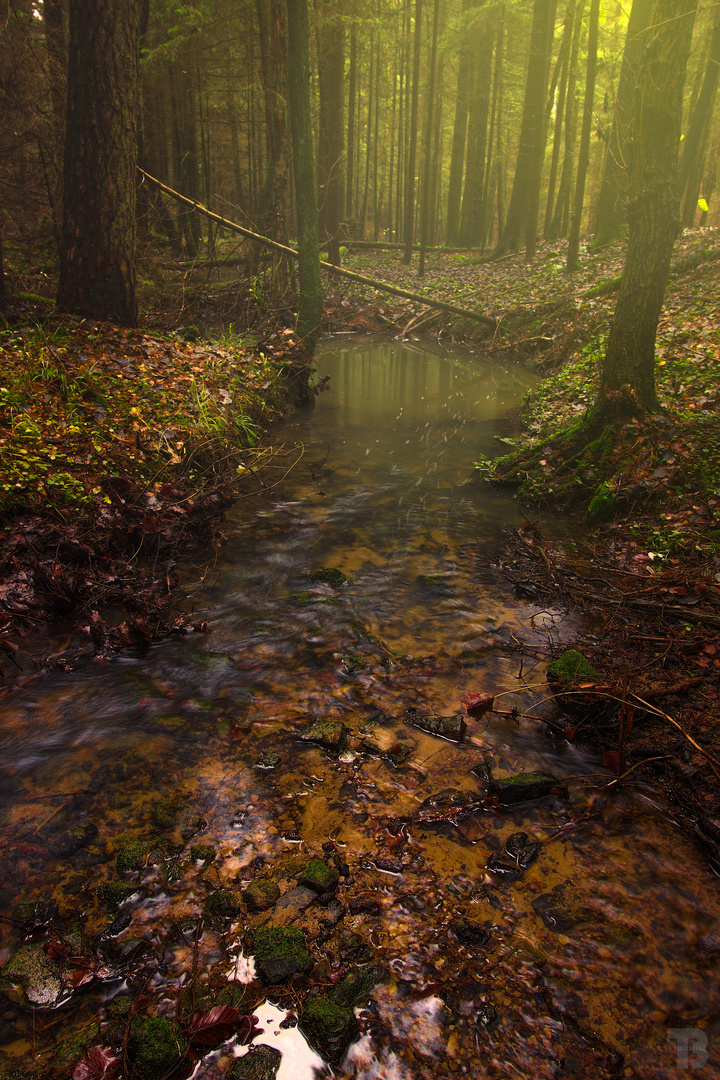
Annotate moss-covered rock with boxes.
[228,1045,282,1080]
[116,838,155,874]
[204,888,241,920]
[97,880,141,909]
[251,927,313,984]
[0,943,63,1007]
[297,859,339,894]
[309,567,348,588]
[486,771,568,805]
[300,720,347,752]
[327,965,385,1009]
[47,1022,101,1078]
[243,879,281,911]
[128,1016,186,1080]
[150,797,181,831]
[300,994,358,1064]
[547,649,600,685]
[190,844,216,864]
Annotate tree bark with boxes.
[591,0,653,249]
[490,0,555,258]
[57,0,140,326]
[316,0,345,265]
[599,0,698,414]
[256,0,291,295]
[445,0,478,246]
[544,0,574,238]
[547,0,585,240]
[286,0,323,352]
[566,0,599,271]
[403,0,423,264]
[419,0,440,276]
[680,9,720,226]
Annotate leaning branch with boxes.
[138,169,498,331]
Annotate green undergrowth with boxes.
[0,314,301,520]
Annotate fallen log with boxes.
[138,169,498,331]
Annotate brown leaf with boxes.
[187,1006,261,1047]
[461,692,495,718]
[72,1046,120,1080]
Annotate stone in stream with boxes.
[0,942,64,1007]
[406,707,467,742]
[251,927,314,984]
[310,567,348,588]
[505,831,541,868]
[298,858,339,893]
[228,1045,282,1080]
[128,1016,187,1080]
[300,720,347,752]
[204,888,241,920]
[273,886,317,923]
[243,878,281,911]
[300,994,359,1065]
[486,771,568,805]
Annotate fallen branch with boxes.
[138,169,498,331]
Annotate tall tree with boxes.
[419,0,440,275]
[403,0,422,264]
[591,0,653,249]
[680,8,720,226]
[446,0,478,246]
[598,0,698,414]
[490,0,555,258]
[57,0,140,325]
[287,0,322,352]
[566,0,599,271]
[316,0,345,265]
[256,0,291,295]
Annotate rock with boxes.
[328,965,385,1009]
[46,820,99,858]
[229,1045,282,1080]
[128,1016,186,1080]
[300,720,347,752]
[204,888,241,920]
[300,994,358,1064]
[415,574,455,597]
[450,918,492,947]
[190,844,216,864]
[116,838,155,873]
[243,879,281,911]
[256,752,281,769]
[406,708,466,742]
[486,854,524,881]
[531,883,590,933]
[97,881,141,909]
[382,742,412,768]
[47,1022,100,1079]
[150,797,180,831]
[505,831,540,868]
[309,567,348,588]
[0,943,63,1007]
[486,771,568,805]
[546,649,599,685]
[273,886,317,922]
[349,896,381,916]
[298,859,339,894]
[251,927,314,984]
[546,649,616,724]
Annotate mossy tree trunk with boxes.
[57,0,140,327]
[598,0,698,415]
[316,0,345,267]
[680,9,720,227]
[286,0,322,353]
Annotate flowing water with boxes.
[0,339,719,1079]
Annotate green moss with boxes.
[298,858,339,893]
[300,994,358,1064]
[98,880,139,909]
[150,797,180,831]
[128,1016,186,1080]
[116,838,155,873]
[251,927,314,984]
[547,649,599,684]
[204,888,240,920]
[190,843,216,863]
[309,567,348,588]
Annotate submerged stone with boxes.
[116,838,155,874]
[505,831,540,868]
[300,720,347,751]
[486,771,568,805]
[150,797,180,831]
[298,858,339,894]
[190,843,216,864]
[300,994,359,1064]
[243,879,281,911]
[450,918,492,948]
[128,1016,186,1080]
[309,567,348,588]
[97,881,140,910]
[406,708,466,742]
[273,885,317,922]
[328,965,385,1009]
[229,1044,282,1080]
[547,649,599,685]
[0,943,63,1007]
[204,888,241,920]
[251,927,314,984]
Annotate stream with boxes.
[0,338,718,1079]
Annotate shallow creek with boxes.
[1,338,719,1079]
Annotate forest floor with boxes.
[3,228,720,833]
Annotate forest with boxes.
[2,1,720,1079]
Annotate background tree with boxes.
[566,0,598,271]
[598,0,698,415]
[287,0,322,352]
[57,0,141,325]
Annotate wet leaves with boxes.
[72,1047,120,1080]
[187,1006,261,1047]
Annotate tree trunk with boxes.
[286,0,323,352]
[346,22,357,224]
[544,0,574,237]
[43,0,67,161]
[458,19,493,247]
[490,0,555,257]
[566,0,599,271]
[548,0,585,240]
[680,10,720,226]
[445,0,478,246]
[524,0,557,258]
[316,0,345,265]
[419,0,440,276]
[599,0,698,414]
[57,0,139,326]
[591,0,653,249]
[403,0,423,264]
[256,0,291,295]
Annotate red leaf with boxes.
[603,751,625,776]
[461,692,495,718]
[72,1047,120,1080]
[187,1006,261,1047]
[563,727,578,742]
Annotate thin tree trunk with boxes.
[459,21,492,247]
[680,10,720,226]
[403,0,423,264]
[346,22,357,223]
[548,0,585,240]
[566,0,599,271]
[419,0,440,275]
[446,0,478,245]
[544,0,574,237]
